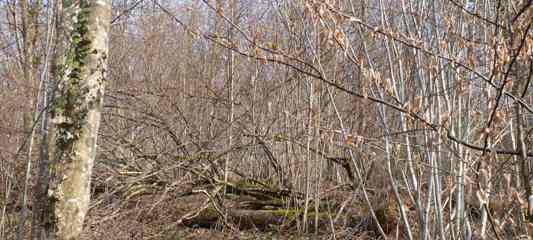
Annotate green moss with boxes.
[235,178,278,190]
[202,206,220,219]
[268,209,300,219]
[272,133,288,142]
[174,152,211,162]
[236,179,261,189]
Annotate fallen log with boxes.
[182,206,326,230]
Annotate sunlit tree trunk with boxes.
[31,0,112,239]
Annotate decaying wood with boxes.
[176,175,341,231]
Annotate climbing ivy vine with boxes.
[52,1,93,150]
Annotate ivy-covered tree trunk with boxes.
[31,1,111,239]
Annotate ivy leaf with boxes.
[72,35,81,44]
[63,0,73,8]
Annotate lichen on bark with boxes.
[39,0,112,239]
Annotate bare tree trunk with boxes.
[515,104,532,221]
[32,1,64,238]
[31,0,112,239]
[15,1,42,238]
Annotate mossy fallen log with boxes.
[179,177,341,230]
[182,206,327,230]
[225,178,303,201]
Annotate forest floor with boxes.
[79,179,384,240]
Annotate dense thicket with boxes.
[1,1,532,239]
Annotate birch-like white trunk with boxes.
[32,1,111,239]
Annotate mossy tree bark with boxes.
[31,1,112,239]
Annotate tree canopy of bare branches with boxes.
[0,0,531,239]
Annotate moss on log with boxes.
[182,206,328,230]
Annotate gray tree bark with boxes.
[31,0,112,239]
